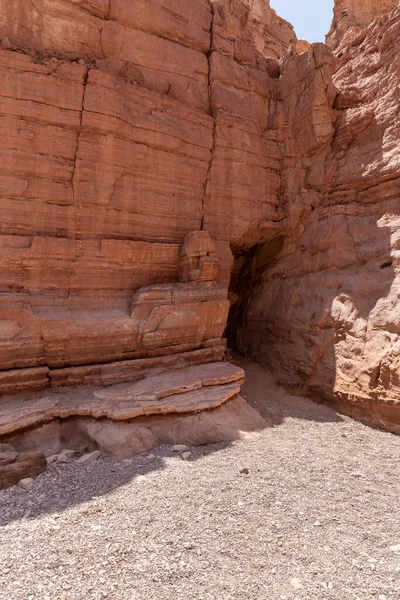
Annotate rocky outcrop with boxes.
[0,0,294,385]
[3,394,268,459]
[0,448,46,490]
[0,362,245,437]
[0,230,229,391]
[237,2,400,432]
[0,363,270,459]
[0,0,399,438]
[326,0,398,49]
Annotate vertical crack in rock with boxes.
[71,66,89,221]
[99,0,112,57]
[69,66,89,290]
[202,0,217,231]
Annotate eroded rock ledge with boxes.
[0,365,267,461]
[0,362,245,437]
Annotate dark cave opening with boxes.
[226,236,285,357]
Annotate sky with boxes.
[270,0,334,43]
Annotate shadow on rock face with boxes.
[228,111,398,431]
[236,358,345,426]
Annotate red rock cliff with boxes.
[0,0,399,431]
[239,1,400,432]
[326,0,398,49]
[0,0,293,372]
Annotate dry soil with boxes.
[0,360,399,600]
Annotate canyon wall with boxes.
[239,2,400,432]
[0,0,399,431]
[326,0,398,49]
[0,0,294,378]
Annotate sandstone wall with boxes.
[239,4,400,431]
[326,0,398,49]
[0,0,294,373]
[0,0,399,431]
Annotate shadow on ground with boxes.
[0,359,344,526]
[237,358,344,425]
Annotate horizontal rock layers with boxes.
[0,0,399,433]
[0,363,269,459]
[0,0,294,403]
[4,394,269,460]
[0,362,245,436]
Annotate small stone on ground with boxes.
[172,445,187,452]
[76,451,101,463]
[17,478,34,491]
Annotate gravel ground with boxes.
[1,360,399,600]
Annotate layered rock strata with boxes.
[0,364,268,459]
[0,0,399,435]
[0,362,245,437]
[0,0,294,396]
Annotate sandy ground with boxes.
[0,360,399,600]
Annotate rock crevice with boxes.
[201,0,217,231]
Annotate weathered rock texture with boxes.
[0,363,245,437]
[237,1,400,432]
[3,394,268,460]
[326,0,398,50]
[0,0,293,387]
[0,450,46,490]
[0,0,399,433]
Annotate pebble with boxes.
[181,452,192,461]
[390,544,400,552]
[290,578,303,589]
[62,449,76,458]
[172,445,188,453]
[56,449,76,464]
[46,455,59,465]
[122,459,133,465]
[18,478,34,491]
[77,451,101,463]
[56,454,69,464]
[240,468,249,475]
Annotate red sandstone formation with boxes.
[326,0,398,49]
[240,1,400,432]
[0,0,399,448]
